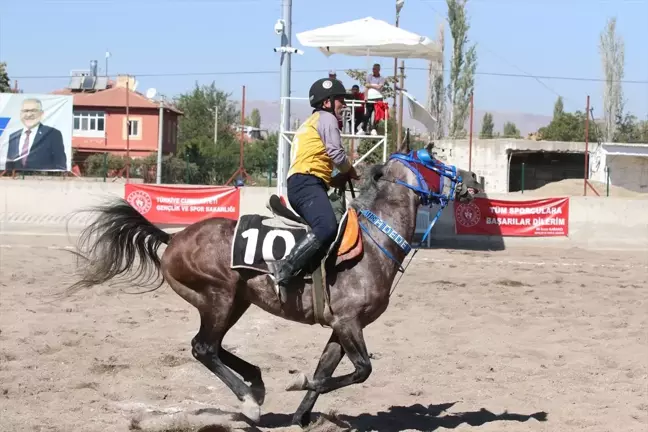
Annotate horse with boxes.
[68,138,482,428]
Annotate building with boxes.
[51,71,183,168]
[434,138,648,194]
[590,142,648,193]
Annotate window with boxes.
[128,119,140,137]
[73,111,105,132]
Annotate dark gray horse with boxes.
[69,139,481,427]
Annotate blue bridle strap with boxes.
[357,150,463,271]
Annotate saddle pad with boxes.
[230,214,308,273]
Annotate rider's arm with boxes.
[318,112,352,174]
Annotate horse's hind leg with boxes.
[191,295,261,422]
[291,332,345,427]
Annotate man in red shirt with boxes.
[349,85,365,133]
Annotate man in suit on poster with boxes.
[5,98,67,171]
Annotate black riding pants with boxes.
[287,173,338,246]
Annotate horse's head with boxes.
[387,138,482,207]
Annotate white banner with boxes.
[0,93,73,172]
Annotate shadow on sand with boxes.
[244,402,548,431]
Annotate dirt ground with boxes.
[0,234,646,432]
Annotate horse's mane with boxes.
[349,163,386,210]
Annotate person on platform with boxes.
[270,78,359,300]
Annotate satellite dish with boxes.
[146,87,157,99]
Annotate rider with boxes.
[272,78,360,297]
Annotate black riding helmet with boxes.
[309,78,348,113]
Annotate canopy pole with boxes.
[396,61,405,150]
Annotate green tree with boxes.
[502,121,520,138]
[0,62,10,93]
[479,112,494,138]
[446,0,478,139]
[174,82,241,184]
[553,96,564,119]
[599,16,625,142]
[538,110,600,142]
[615,114,648,143]
[246,108,261,128]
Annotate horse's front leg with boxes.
[290,332,345,427]
[286,320,371,394]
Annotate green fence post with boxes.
[606,167,610,197]
[102,152,108,182]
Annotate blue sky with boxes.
[1,0,646,118]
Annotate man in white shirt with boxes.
[358,63,386,134]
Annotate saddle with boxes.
[265,193,362,266]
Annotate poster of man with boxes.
[0,93,73,172]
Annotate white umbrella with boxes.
[296,17,442,61]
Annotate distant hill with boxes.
[244,99,553,136]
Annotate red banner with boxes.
[124,184,240,225]
[454,197,569,236]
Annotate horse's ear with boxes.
[396,128,411,154]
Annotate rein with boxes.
[356,149,463,281]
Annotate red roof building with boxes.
[51,75,183,167]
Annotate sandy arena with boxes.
[0,234,646,432]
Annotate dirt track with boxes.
[1,234,646,432]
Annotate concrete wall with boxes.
[1,180,647,250]
[433,139,590,193]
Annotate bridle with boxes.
[356,148,465,274]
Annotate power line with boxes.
[10,68,648,84]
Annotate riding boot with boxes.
[272,232,323,302]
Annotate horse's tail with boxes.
[66,198,172,295]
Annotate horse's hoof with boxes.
[241,395,261,423]
[285,372,308,391]
[251,381,266,405]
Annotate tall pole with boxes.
[584,95,590,196]
[126,77,130,182]
[277,0,293,196]
[468,91,474,172]
[397,61,405,149]
[156,102,164,184]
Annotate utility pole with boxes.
[156,101,164,184]
[276,0,293,196]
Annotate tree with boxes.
[446,0,477,139]
[0,62,10,93]
[553,96,564,119]
[479,112,494,138]
[599,17,625,143]
[246,108,261,128]
[615,114,648,143]
[502,121,520,138]
[174,82,241,184]
[538,110,600,142]
[428,22,446,139]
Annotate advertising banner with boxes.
[125,184,241,225]
[454,197,569,237]
[0,93,73,172]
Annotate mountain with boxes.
[244,99,553,136]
